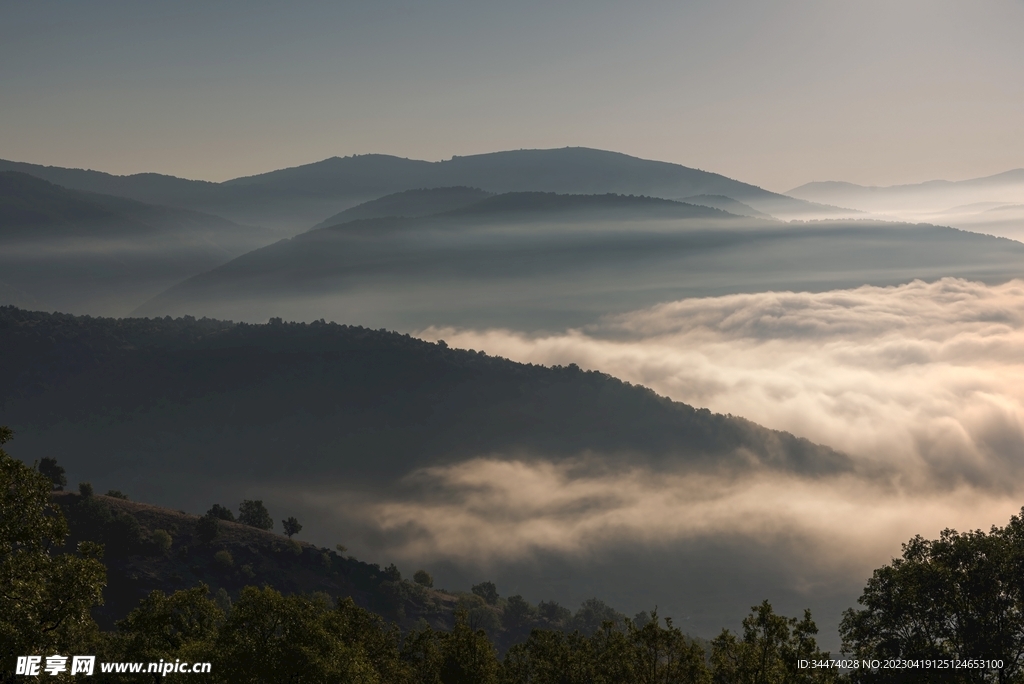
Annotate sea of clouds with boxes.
[296,277,1024,640]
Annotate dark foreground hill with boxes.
[0,172,274,315]
[52,489,640,654]
[54,491,456,631]
[2,306,845,502]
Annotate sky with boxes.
[2,0,1023,192]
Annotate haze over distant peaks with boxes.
[0,147,857,230]
[678,194,773,219]
[787,167,1024,242]
[310,187,493,230]
[788,168,1024,208]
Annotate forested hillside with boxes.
[1,306,845,495]
[7,428,1023,682]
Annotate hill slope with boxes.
[134,190,1024,331]
[309,187,493,230]
[0,172,274,316]
[2,305,847,506]
[134,191,776,328]
[54,491,457,632]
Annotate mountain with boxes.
[788,169,1024,210]
[1,305,849,639]
[133,190,1024,332]
[1,305,844,496]
[0,170,153,239]
[309,187,493,230]
[678,194,774,219]
[0,172,274,315]
[134,191,777,328]
[1,148,856,231]
[787,170,1024,241]
[225,148,854,221]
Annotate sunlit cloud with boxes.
[417,278,1024,492]
[286,278,1024,640]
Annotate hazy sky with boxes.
[2,0,1022,191]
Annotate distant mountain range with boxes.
[0,172,275,315]
[132,188,1024,331]
[0,148,856,230]
[787,169,1024,242]
[788,169,1024,209]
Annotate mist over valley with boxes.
[3,146,1024,654]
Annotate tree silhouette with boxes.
[206,503,235,521]
[237,499,273,530]
[471,581,499,605]
[282,516,302,538]
[37,457,66,491]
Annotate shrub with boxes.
[206,503,235,521]
[214,550,233,568]
[414,569,434,588]
[152,529,172,552]
[106,489,128,500]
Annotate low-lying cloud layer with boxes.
[421,278,1024,492]
[293,279,1024,641]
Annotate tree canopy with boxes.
[841,508,1024,682]
[0,426,106,676]
[238,500,273,531]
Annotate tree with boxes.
[628,610,710,684]
[441,610,500,684]
[37,457,66,491]
[569,598,625,636]
[472,581,499,605]
[113,584,224,668]
[214,586,386,684]
[502,595,535,634]
[414,569,434,588]
[206,503,235,521]
[282,516,302,538]
[0,426,106,674]
[841,511,1024,683]
[710,601,834,684]
[538,600,572,626]
[237,499,273,530]
[78,481,93,497]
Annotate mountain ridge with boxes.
[0,147,857,228]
